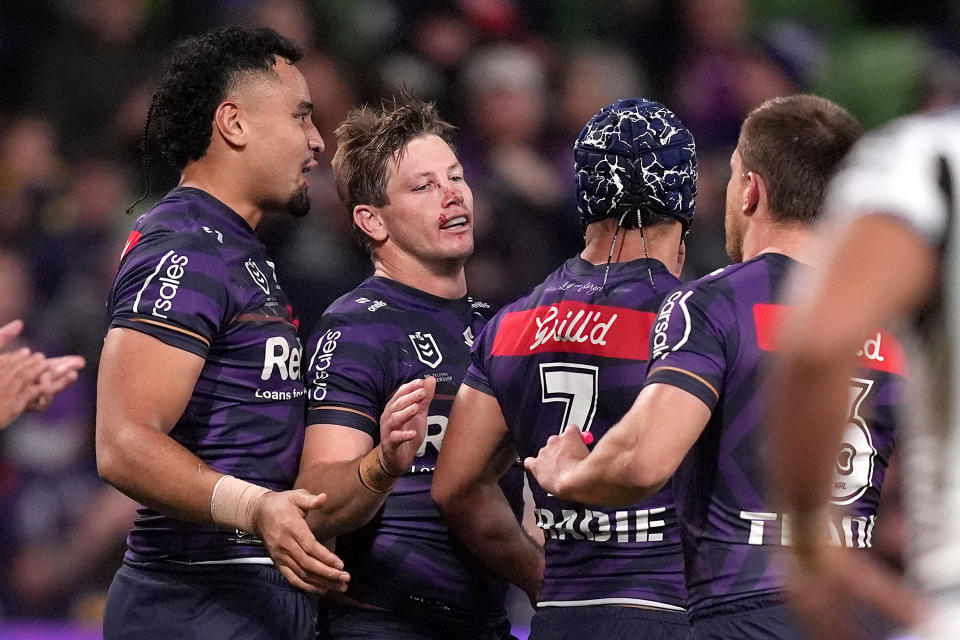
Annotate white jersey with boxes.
[826,108,960,638]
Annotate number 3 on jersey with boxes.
[831,378,878,505]
[539,362,598,436]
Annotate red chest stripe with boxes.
[491,301,654,360]
[753,303,907,376]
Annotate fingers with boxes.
[523,435,557,475]
[278,523,349,593]
[277,564,323,594]
[421,374,437,399]
[382,428,420,447]
[522,455,538,475]
[562,425,588,447]
[261,492,351,594]
[386,378,425,409]
[382,401,421,432]
[47,355,86,380]
[6,351,47,391]
[384,382,427,418]
[0,319,23,350]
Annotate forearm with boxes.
[770,351,854,549]
[440,483,544,599]
[559,424,663,506]
[96,422,225,523]
[296,446,394,539]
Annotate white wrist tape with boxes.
[210,475,271,533]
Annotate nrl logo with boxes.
[409,332,442,368]
[463,326,475,347]
[245,259,270,295]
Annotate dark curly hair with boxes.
[150,26,303,172]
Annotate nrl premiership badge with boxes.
[245,259,270,295]
[409,332,442,368]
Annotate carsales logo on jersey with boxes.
[308,329,341,401]
[151,253,189,320]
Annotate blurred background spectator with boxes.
[0,0,956,635]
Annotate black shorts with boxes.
[689,594,804,640]
[321,600,512,640]
[530,605,690,640]
[104,561,318,640]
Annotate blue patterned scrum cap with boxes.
[574,98,698,232]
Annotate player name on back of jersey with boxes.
[535,504,672,543]
[491,300,655,360]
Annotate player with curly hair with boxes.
[96,26,357,640]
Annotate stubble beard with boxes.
[724,212,744,263]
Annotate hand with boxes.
[0,319,86,426]
[0,346,49,428]
[786,544,928,639]
[523,425,590,499]
[26,355,86,412]
[0,319,23,349]
[378,376,437,476]
[252,489,350,594]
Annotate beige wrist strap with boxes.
[210,475,271,533]
[358,447,398,494]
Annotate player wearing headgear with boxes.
[295,94,524,639]
[526,95,901,639]
[769,109,960,639]
[432,99,697,639]
[96,26,350,640]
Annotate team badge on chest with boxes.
[409,331,443,368]
[245,259,270,295]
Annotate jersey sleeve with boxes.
[826,115,957,247]
[108,230,229,358]
[303,315,387,438]
[644,285,729,411]
[461,318,498,397]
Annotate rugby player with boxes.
[431,99,697,639]
[526,95,895,639]
[96,26,348,640]
[296,94,523,639]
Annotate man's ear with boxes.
[742,171,762,216]
[674,238,686,278]
[213,101,246,149]
[354,205,387,243]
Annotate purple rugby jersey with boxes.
[106,187,307,564]
[304,277,524,619]
[465,256,688,611]
[645,252,903,613]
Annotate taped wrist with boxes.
[210,475,271,533]
[358,447,398,494]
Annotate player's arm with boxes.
[296,376,436,540]
[432,384,544,603]
[770,213,936,551]
[525,382,710,506]
[96,328,347,593]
